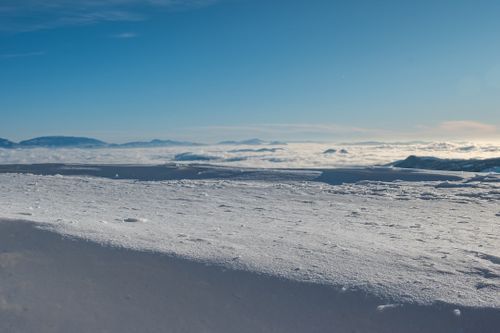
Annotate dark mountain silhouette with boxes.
[0,138,16,148]
[114,139,202,148]
[218,138,267,145]
[0,136,203,149]
[174,152,218,161]
[19,136,107,148]
[1,136,282,148]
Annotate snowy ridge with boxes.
[0,168,498,309]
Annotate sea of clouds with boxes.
[0,141,499,168]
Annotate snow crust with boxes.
[0,169,498,308]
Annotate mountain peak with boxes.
[19,136,107,148]
[218,138,267,145]
[0,138,16,148]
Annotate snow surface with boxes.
[0,141,499,168]
[0,169,498,308]
[4,220,496,333]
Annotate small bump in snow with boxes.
[123,218,148,223]
[376,304,402,312]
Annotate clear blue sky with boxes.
[0,0,499,142]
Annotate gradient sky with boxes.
[0,0,499,142]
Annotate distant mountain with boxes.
[19,136,107,148]
[115,139,202,148]
[340,141,428,146]
[218,138,270,145]
[323,149,337,154]
[323,148,348,154]
[1,136,285,148]
[391,155,500,173]
[0,138,16,148]
[269,140,287,145]
[174,152,218,161]
[229,147,284,153]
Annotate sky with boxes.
[0,0,499,143]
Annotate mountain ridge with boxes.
[0,138,16,148]
[0,136,205,149]
[0,136,283,148]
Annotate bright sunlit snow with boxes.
[0,168,498,308]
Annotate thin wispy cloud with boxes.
[411,120,498,141]
[111,32,139,38]
[194,123,370,134]
[0,0,220,32]
[185,121,499,142]
[183,123,389,142]
[0,51,46,59]
[438,120,497,134]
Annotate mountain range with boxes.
[0,136,200,149]
[0,136,282,148]
[217,138,286,145]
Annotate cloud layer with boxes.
[1,141,499,169]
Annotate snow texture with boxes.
[0,168,498,309]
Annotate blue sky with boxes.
[0,0,499,142]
